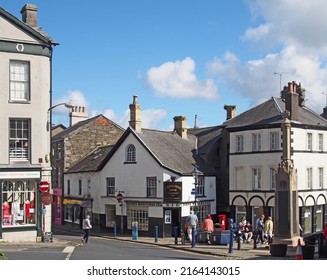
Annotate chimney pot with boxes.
[224,105,236,120]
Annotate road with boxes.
[0,235,219,260]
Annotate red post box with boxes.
[218,214,226,230]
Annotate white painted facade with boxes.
[0,5,55,242]
[229,125,327,233]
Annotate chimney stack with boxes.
[129,95,141,132]
[285,81,299,121]
[69,106,88,126]
[224,105,236,120]
[21,4,38,28]
[173,116,187,139]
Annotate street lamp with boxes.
[47,102,74,131]
[191,165,202,214]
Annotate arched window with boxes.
[126,144,136,162]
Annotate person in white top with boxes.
[82,215,92,243]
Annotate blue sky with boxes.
[4,1,327,129]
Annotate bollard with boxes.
[174,226,178,245]
[253,234,257,249]
[237,235,241,250]
[114,223,117,238]
[228,229,234,253]
[132,222,138,240]
[155,225,158,243]
[191,227,196,248]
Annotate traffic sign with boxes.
[39,181,49,192]
[41,192,53,205]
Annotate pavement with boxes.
[0,224,323,260]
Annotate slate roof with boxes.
[52,114,124,142]
[0,6,57,45]
[223,97,327,129]
[66,145,114,173]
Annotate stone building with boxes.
[51,112,124,225]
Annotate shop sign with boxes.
[41,192,53,205]
[163,182,182,202]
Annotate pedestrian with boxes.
[82,214,92,243]
[244,221,253,243]
[186,210,198,243]
[264,216,273,245]
[323,222,327,241]
[201,214,214,244]
[255,214,265,245]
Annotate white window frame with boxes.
[252,133,261,151]
[306,167,313,189]
[146,177,157,198]
[252,167,262,189]
[9,119,30,160]
[196,176,204,196]
[270,132,279,150]
[318,133,324,152]
[236,135,244,152]
[106,177,115,196]
[306,133,313,151]
[126,144,136,162]
[10,60,30,101]
[270,168,276,189]
[127,205,149,231]
[318,167,324,189]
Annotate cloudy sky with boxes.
[4,0,327,129]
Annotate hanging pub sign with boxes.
[163,182,182,203]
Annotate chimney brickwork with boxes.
[69,106,88,126]
[224,105,236,120]
[285,81,299,121]
[129,95,141,132]
[173,116,187,139]
[21,4,38,28]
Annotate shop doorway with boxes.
[163,208,181,237]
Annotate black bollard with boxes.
[253,234,257,249]
[174,226,178,245]
[228,229,234,253]
[237,235,241,250]
[155,225,158,243]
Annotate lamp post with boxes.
[47,102,74,131]
[45,102,74,237]
[191,165,201,214]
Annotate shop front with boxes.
[0,169,43,242]
[63,197,92,229]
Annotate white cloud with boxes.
[146,57,218,100]
[208,0,327,113]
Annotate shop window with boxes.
[127,205,148,231]
[1,180,36,227]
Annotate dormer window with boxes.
[126,144,136,162]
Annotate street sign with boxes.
[39,181,49,192]
[41,192,53,205]
[191,188,197,195]
[116,192,123,203]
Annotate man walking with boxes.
[82,214,92,244]
[186,210,198,245]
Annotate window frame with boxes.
[9,118,30,161]
[126,144,136,162]
[236,135,244,152]
[270,132,279,151]
[146,177,157,198]
[106,177,115,196]
[252,133,261,151]
[9,60,30,101]
[252,167,262,189]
